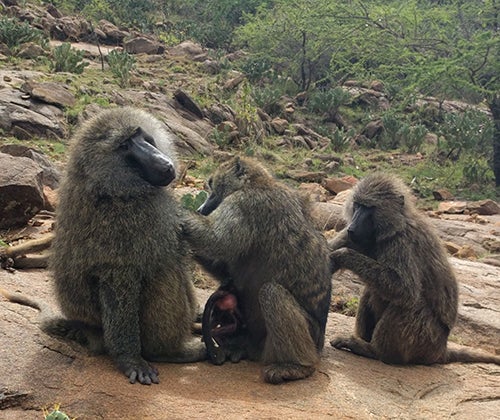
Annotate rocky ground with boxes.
[1,245,499,419]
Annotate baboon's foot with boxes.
[330,335,350,349]
[262,363,315,384]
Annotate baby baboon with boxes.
[183,156,332,384]
[329,172,500,365]
[2,107,206,385]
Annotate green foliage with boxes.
[50,43,89,74]
[251,84,282,117]
[329,127,355,153]
[379,111,427,152]
[0,16,45,50]
[106,49,136,87]
[306,88,352,120]
[180,191,208,211]
[239,55,273,82]
[160,0,262,48]
[436,109,493,159]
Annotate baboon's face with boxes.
[197,159,246,215]
[117,127,176,186]
[347,201,376,251]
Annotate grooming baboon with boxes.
[1,107,206,385]
[329,172,500,365]
[183,156,332,384]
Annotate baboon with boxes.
[182,156,332,384]
[329,172,500,365]
[1,107,206,385]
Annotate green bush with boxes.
[0,17,45,50]
[50,43,89,74]
[437,109,493,159]
[306,88,351,121]
[106,49,136,87]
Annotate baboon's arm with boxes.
[331,247,419,304]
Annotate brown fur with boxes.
[183,156,332,383]
[329,172,500,365]
[2,107,206,385]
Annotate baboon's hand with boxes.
[330,247,351,270]
[116,356,159,385]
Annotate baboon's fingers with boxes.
[330,336,351,349]
[262,363,315,385]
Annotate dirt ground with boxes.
[1,266,499,420]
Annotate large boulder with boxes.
[0,153,44,229]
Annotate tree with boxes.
[236,0,500,186]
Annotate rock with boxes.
[223,73,245,90]
[201,59,220,75]
[49,16,91,41]
[0,88,66,139]
[1,268,499,419]
[97,19,129,44]
[444,241,462,255]
[0,153,44,229]
[21,81,76,108]
[173,89,204,119]
[298,183,331,203]
[438,201,468,214]
[322,176,357,194]
[270,118,288,135]
[467,199,499,215]
[286,170,327,183]
[362,119,383,139]
[17,42,45,59]
[0,144,61,189]
[168,40,205,59]
[42,185,58,211]
[456,245,478,259]
[433,188,454,201]
[124,36,164,55]
[369,80,384,92]
[205,103,236,124]
[310,201,346,231]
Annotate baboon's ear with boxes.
[234,156,246,178]
[397,194,405,206]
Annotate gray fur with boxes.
[329,172,500,365]
[183,156,332,383]
[45,107,204,384]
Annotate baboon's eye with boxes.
[118,139,131,150]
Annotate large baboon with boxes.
[182,156,332,384]
[1,107,206,384]
[329,172,500,365]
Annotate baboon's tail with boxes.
[0,287,53,315]
[1,287,104,353]
[445,347,500,365]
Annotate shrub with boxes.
[0,17,45,50]
[306,87,351,121]
[50,43,89,74]
[106,49,136,87]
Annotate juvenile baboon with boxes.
[182,156,332,384]
[1,107,206,385]
[329,172,500,365]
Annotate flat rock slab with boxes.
[0,269,499,419]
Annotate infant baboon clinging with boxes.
[329,172,500,365]
[183,156,332,384]
[1,107,206,385]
